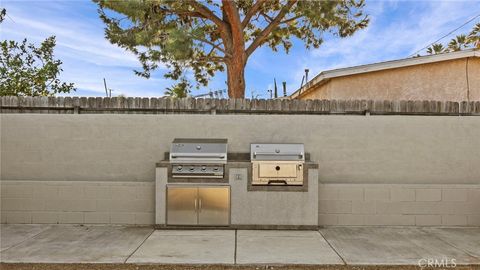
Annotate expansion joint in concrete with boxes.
[124,228,155,263]
[234,229,238,264]
[0,225,51,253]
[419,227,480,260]
[317,230,346,265]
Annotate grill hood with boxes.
[169,138,228,164]
[250,143,305,162]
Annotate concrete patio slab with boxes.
[426,227,480,258]
[0,225,153,263]
[236,230,344,265]
[320,227,480,265]
[2,225,479,266]
[127,230,235,264]
[0,224,51,252]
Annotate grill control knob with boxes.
[201,166,207,171]
[213,167,219,171]
[189,166,195,171]
[176,166,183,171]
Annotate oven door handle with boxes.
[267,180,288,185]
[254,152,303,158]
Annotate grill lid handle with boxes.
[171,154,226,159]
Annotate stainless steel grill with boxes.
[251,143,305,185]
[169,138,227,178]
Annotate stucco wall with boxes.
[300,58,480,101]
[1,114,479,185]
[2,114,479,226]
[469,57,480,100]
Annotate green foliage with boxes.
[426,43,446,55]
[247,0,370,52]
[0,36,75,96]
[95,0,225,87]
[448,34,468,51]
[0,8,5,23]
[94,0,369,96]
[426,22,480,55]
[0,9,74,97]
[164,77,191,98]
[467,23,480,48]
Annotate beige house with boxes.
[290,49,480,101]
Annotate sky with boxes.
[1,0,480,98]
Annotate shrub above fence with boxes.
[1,96,479,115]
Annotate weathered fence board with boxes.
[1,96,479,115]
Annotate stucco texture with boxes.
[300,58,480,101]
[1,114,479,185]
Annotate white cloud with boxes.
[1,1,172,97]
[2,14,139,67]
[2,0,479,97]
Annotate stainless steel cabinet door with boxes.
[167,187,198,225]
[198,187,230,226]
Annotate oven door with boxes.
[258,162,299,178]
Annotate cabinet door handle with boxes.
[199,198,202,212]
[194,198,197,211]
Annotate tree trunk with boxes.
[222,1,246,98]
[226,55,246,98]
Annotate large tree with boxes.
[95,0,368,98]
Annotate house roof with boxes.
[290,49,479,99]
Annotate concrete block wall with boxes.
[318,184,480,226]
[1,114,479,226]
[1,181,154,224]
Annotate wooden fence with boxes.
[1,96,480,115]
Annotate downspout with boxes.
[466,57,470,102]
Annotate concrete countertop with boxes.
[156,152,316,167]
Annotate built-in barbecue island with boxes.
[155,138,319,229]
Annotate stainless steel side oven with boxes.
[251,143,305,185]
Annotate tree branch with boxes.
[155,6,205,18]
[222,0,245,57]
[188,1,232,56]
[192,35,227,55]
[246,0,297,57]
[222,0,243,38]
[195,56,226,62]
[189,1,227,32]
[260,12,273,23]
[281,15,303,24]
[241,0,267,29]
